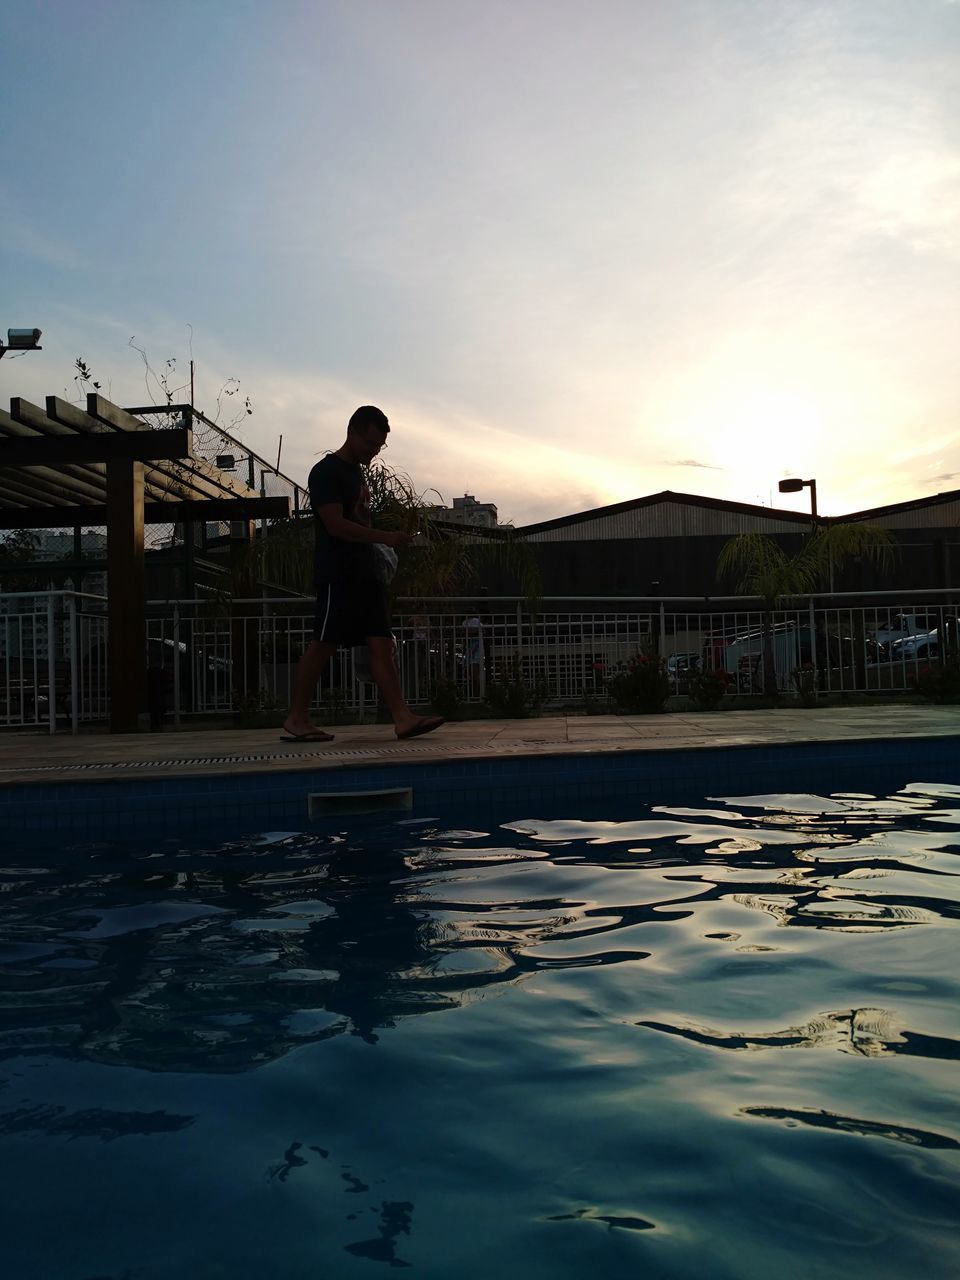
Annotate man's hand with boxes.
[381,530,412,549]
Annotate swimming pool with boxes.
[1,762,958,1278]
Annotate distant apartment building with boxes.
[426,494,499,529]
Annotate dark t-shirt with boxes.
[309,453,377,585]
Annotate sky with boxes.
[2,0,959,525]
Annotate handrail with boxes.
[140,589,960,607]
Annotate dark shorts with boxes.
[314,581,392,646]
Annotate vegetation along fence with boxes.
[0,591,957,732]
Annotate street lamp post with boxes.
[778,476,817,523]
[778,477,823,671]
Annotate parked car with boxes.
[888,630,939,662]
[872,612,940,651]
[667,652,701,677]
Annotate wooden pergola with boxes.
[0,392,290,731]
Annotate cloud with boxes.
[669,459,725,470]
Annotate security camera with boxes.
[6,328,42,349]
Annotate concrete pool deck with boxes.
[0,704,958,786]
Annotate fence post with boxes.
[659,602,666,655]
[46,595,57,735]
[172,605,182,728]
[68,594,79,735]
[808,599,818,698]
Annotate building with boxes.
[468,488,960,601]
[426,494,499,529]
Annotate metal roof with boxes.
[516,491,817,542]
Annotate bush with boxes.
[791,662,818,707]
[687,666,734,711]
[485,659,549,718]
[910,653,960,704]
[430,676,464,719]
[319,685,350,723]
[608,643,671,714]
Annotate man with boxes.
[281,405,445,743]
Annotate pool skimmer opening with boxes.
[308,787,414,818]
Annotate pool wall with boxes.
[4,736,959,842]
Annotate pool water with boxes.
[2,778,959,1279]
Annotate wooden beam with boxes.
[11,396,98,437]
[0,465,104,504]
[0,426,192,466]
[75,395,258,504]
[144,495,291,523]
[45,395,117,434]
[123,403,192,417]
[85,394,257,504]
[0,406,109,503]
[42,397,182,502]
[87,393,163,433]
[0,495,291,529]
[0,469,79,506]
[106,459,146,733]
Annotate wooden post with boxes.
[230,521,259,711]
[107,459,146,732]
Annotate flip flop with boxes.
[279,730,335,743]
[396,716,445,741]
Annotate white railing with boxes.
[0,591,109,732]
[1,590,957,731]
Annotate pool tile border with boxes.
[5,734,959,841]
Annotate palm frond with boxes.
[718,522,900,609]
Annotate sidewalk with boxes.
[0,705,957,786]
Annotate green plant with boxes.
[578,681,609,714]
[319,685,350,723]
[791,662,818,707]
[686,665,734,711]
[607,640,671,714]
[430,675,464,719]
[484,659,549,718]
[232,689,283,714]
[718,523,898,699]
[910,652,960,704]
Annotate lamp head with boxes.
[778,478,805,493]
[6,328,42,350]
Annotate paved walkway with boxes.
[0,705,957,786]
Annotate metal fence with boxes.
[0,591,108,732]
[1,591,957,731]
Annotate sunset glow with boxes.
[2,1,958,524]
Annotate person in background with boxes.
[281,406,445,743]
[462,612,485,700]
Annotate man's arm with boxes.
[315,503,410,549]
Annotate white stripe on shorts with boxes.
[317,584,333,640]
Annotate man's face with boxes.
[357,426,389,464]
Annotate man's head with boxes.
[345,405,390,464]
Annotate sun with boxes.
[684,384,829,505]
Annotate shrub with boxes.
[791,662,818,707]
[687,666,734,711]
[319,685,350,723]
[910,653,960,704]
[485,659,549,718]
[608,642,671,714]
[430,675,464,719]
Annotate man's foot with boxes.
[280,720,335,744]
[395,716,445,741]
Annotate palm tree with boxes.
[717,524,898,698]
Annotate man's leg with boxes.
[366,636,444,738]
[282,639,336,738]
